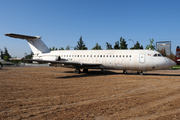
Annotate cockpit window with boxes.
[153,54,157,57]
[153,53,163,57]
[158,54,162,57]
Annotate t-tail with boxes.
[5,33,50,55]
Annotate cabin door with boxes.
[139,54,145,63]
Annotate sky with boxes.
[0,0,180,58]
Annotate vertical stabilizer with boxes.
[5,33,50,55]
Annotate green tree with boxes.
[114,41,120,49]
[92,43,102,50]
[130,41,143,49]
[59,47,64,50]
[74,36,87,50]
[52,47,55,51]
[145,38,156,50]
[65,45,70,50]
[106,42,113,50]
[2,47,11,61]
[49,48,52,51]
[119,37,127,49]
[0,49,3,59]
[23,52,34,63]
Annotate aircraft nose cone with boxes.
[169,59,176,67]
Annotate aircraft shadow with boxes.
[56,70,180,79]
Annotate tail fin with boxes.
[5,33,50,55]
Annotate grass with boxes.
[172,65,180,69]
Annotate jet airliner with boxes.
[5,33,176,75]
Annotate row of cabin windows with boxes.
[61,55,132,58]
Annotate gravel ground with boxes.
[0,67,180,120]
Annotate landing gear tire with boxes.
[123,70,127,74]
[83,69,88,73]
[74,68,81,74]
[140,71,143,75]
[137,71,143,75]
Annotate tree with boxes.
[59,47,64,50]
[23,52,34,63]
[0,49,3,59]
[65,45,70,50]
[167,53,175,60]
[157,49,166,56]
[74,36,87,50]
[1,47,11,61]
[92,43,102,50]
[106,42,113,50]
[130,41,143,49]
[114,41,120,49]
[119,37,127,49]
[145,38,156,50]
[49,48,52,51]
[52,47,55,51]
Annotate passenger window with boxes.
[123,55,124,57]
[87,55,89,57]
[97,55,99,57]
[119,55,121,57]
[103,55,105,57]
[75,55,76,57]
[64,55,66,57]
[113,55,115,57]
[94,55,96,57]
[106,55,108,57]
[116,55,118,57]
[61,55,63,57]
[110,55,111,57]
[77,55,79,57]
[83,55,85,57]
[72,55,74,57]
[90,55,92,57]
[129,55,131,58]
[80,55,82,57]
[126,55,128,57]
[69,55,71,57]
[100,55,102,57]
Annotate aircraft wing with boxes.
[23,59,102,67]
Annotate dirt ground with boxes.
[0,67,180,120]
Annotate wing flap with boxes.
[23,59,102,67]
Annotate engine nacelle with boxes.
[42,55,61,61]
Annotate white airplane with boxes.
[5,33,176,75]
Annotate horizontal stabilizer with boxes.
[5,33,41,40]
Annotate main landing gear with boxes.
[74,68,89,74]
[123,70,127,74]
[137,71,143,75]
[83,69,88,73]
[74,68,81,74]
